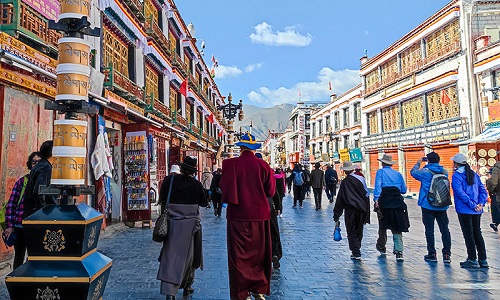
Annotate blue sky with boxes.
[176,0,450,107]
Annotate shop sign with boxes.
[332,151,340,160]
[349,148,363,162]
[0,32,57,74]
[105,89,127,109]
[21,0,59,20]
[127,101,144,115]
[185,150,197,157]
[322,153,329,161]
[0,64,56,98]
[171,137,181,147]
[339,148,350,162]
[103,108,127,124]
[489,102,500,122]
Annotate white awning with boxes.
[453,126,500,145]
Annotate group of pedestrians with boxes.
[333,151,490,270]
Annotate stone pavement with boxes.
[1,191,500,299]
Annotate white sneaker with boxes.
[279,214,282,218]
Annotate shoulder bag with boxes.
[152,175,174,242]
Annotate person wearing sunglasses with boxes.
[3,151,41,269]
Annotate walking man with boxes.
[333,161,370,260]
[220,133,276,300]
[325,164,338,203]
[290,164,305,208]
[410,152,452,263]
[310,162,325,210]
[374,154,409,261]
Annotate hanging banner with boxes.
[349,148,363,162]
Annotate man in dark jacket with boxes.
[325,165,338,203]
[24,140,55,217]
[310,162,325,210]
[334,161,370,260]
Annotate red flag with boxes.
[218,130,224,138]
[329,81,332,91]
[180,78,187,96]
[208,114,214,124]
[441,90,451,105]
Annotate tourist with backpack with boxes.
[290,164,306,208]
[450,153,489,268]
[325,165,338,203]
[2,152,41,269]
[410,152,452,263]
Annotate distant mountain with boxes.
[233,103,295,140]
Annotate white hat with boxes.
[342,161,355,171]
[451,153,467,164]
[170,164,181,174]
[378,154,396,165]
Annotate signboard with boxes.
[489,102,500,122]
[332,152,340,161]
[22,0,59,21]
[349,148,363,162]
[339,149,350,162]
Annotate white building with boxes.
[288,103,320,167]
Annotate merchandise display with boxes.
[124,132,149,210]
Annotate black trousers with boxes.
[491,195,500,224]
[13,227,26,269]
[293,185,303,206]
[421,208,451,255]
[313,188,322,209]
[344,209,366,257]
[212,194,222,216]
[457,213,487,261]
[325,184,336,201]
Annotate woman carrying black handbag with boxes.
[156,157,208,300]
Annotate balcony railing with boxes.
[1,2,61,50]
[144,16,171,56]
[103,65,144,102]
[189,123,200,136]
[174,113,188,127]
[123,0,145,21]
[153,100,171,120]
[202,132,209,140]
[362,117,469,149]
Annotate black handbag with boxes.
[152,175,174,242]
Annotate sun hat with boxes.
[378,154,396,165]
[451,153,467,164]
[235,132,261,150]
[181,156,198,172]
[342,161,355,171]
[169,164,181,174]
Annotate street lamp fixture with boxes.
[217,93,244,158]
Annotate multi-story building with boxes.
[360,0,500,192]
[0,0,227,258]
[309,85,362,171]
[288,102,319,167]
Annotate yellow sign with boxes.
[339,148,350,162]
[0,64,56,98]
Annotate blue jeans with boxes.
[325,183,336,200]
[421,208,451,255]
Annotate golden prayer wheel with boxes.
[51,146,87,185]
[58,0,91,20]
[55,64,90,101]
[58,38,90,66]
[53,119,88,147]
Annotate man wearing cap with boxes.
[373,154,409,261]
[220,133,276,300]
[333,161,370,260]
[410,152,452,263]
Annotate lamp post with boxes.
[217,93,243,158]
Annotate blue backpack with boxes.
[293,171,304,186]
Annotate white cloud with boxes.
[247,68,360,107]
[245,63,263,73]
[249,22,312,47]
[216,65,243,79]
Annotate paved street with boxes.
[2,191,500,299]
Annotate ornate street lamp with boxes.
[217,93,243,158]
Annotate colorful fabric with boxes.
[6,175,28,228]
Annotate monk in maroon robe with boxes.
[220,133,276,300]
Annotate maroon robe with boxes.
[220,150,276,299]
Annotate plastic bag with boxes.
[333,221,342,241]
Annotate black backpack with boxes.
[427,169,452,207]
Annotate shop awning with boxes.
[453,126,500,145]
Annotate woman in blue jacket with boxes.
[450,153,488,268]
